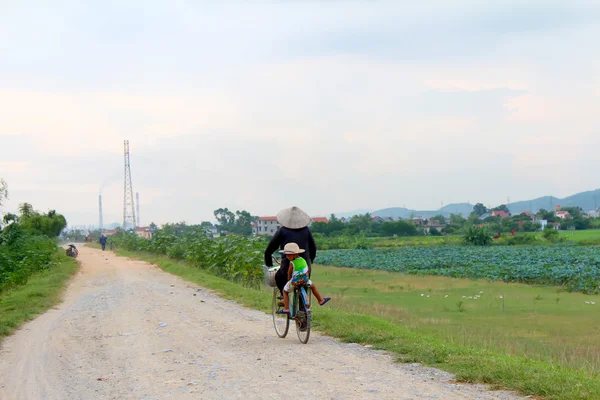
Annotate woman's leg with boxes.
[275,258,289,296]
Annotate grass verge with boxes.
[0,252,78,341]
[113,248,599,400]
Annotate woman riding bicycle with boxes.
[264,206,317,297]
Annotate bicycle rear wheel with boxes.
[295,287,311,344]
[272,288,289,338]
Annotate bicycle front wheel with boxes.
[295,287,311,344]
[272,288,289,338]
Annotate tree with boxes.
[213,208,235,231]
[449,213,466,226]
[463,226,492,246]
[0,178,7,207]
[233,210,255,236]
[200,221,213,229]
[431,214,446,224]
[349,213,373,232]
[536,209,557,222]
[473,203,488,217]
[327,214,345,234]
[429,227,442,236]
[543,226,559,242]
[16,205,67,238]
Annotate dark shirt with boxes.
[99,236,107,245]
[264,227,317,267]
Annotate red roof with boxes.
[312,217,329,223]
[492,210,510,217]
[258,216,278,221]
[136,226,150,232]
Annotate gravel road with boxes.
[0,247,523,399]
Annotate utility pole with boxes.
[136,192,140,228]
[123,140,137,230]
[99,194,103,231]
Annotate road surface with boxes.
[0,247,522,399]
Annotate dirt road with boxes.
[0,247,522,399]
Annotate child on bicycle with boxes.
[280,242,330,314]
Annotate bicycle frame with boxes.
[290,284,311,319]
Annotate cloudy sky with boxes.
[1,1,599,226]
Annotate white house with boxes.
[255,217,280,235]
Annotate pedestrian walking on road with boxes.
[99,234,107,251]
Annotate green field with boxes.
[559,229,600,243]
[314,265,600,374]
[115,247,600,399]
[0,252,78,340]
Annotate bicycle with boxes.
[263,256,312,344]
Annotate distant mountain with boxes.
[370,205,471,219]
[507,189,600,214]
[332,209,373,218]
[334,189,600,220]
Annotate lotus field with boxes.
[315,246,600,294]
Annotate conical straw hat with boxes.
[276,206,311,229]
[280,242,306,254]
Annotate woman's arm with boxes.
[308,229,317,263]
[264,228,283,266]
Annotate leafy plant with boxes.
[315,245,600,294]
[463,226,492,246]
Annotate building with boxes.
[255,217,280,235]
[311,217,329,224]
[411,217,425,226]
[423,219,447,234]
[555,211,571,220]
[103,229,118,236]
[136,227,153,239]
[491,210,510,218]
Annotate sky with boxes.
[1,1,599,227]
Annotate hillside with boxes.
[336,189,600,219]
[507,189,600,214]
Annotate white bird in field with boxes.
[421,294,425,297]
[585,301,591,304]
[479,291,484,294]
[500,296,504,299]
[444,295,449,298]
[427,295,430,298]
[592,302,596,305]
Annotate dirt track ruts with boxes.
[0,247,523,399]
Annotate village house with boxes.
[491,210,510,218]
[423,219,447,234]
[411,217,425,226]
[253,216,330,235]
[254,217,280,235]
[555,210,571,219]
[135,226,153,239]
